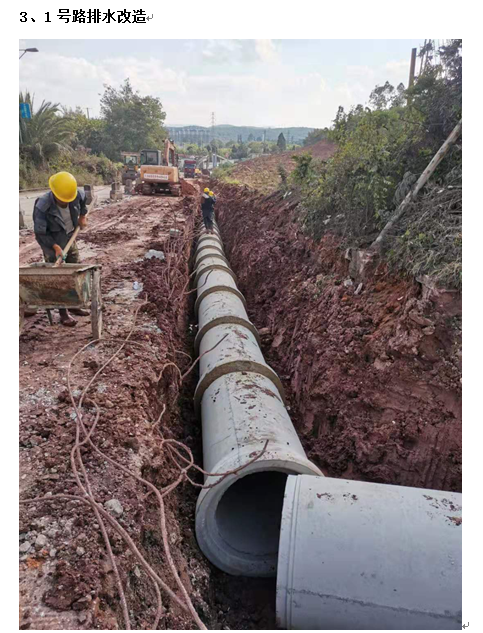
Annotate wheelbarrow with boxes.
[19,263,103,339]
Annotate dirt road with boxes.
[19,185,113,230]
[19,193,275,630]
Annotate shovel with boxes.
[54,211,88,266]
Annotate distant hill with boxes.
[166,124,314,144]
[225,139,337,194]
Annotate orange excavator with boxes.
[134,139,181,196]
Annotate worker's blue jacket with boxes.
[33,190,87,258]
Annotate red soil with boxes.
[215,184,462,492]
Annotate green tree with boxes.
[248,141,263,154]
[63,107,107,154]
[369,81,406,110]
[19,91,72,165]
[303,128,329,146]
[277,132,287,151]
[100,79,167,160]
[230,143,249,159]
[408,39,462,147]
[186,143,203,155]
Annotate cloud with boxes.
[347,65,376,80]
[384,59,410,85]
[19,52,186,115]
[19,50,345,126]
[101,57,187,95]
[200,39,278,65]
[18,45,413,128]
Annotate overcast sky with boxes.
[19,39,426,128]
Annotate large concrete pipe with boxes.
[193,226,322,577]
[195,247,230,269]
[194,290,260,353]
[194,322,285,410]
[277,475,462,630]
[194,255,237,287]
[196,237,224,257]
[195,267,246,314]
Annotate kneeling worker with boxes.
[33,171,89,327]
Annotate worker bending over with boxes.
[33,171,89,327]
[201,187,215,233]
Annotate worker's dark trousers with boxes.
[202,211,214,231]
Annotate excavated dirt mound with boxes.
[214,183,462,492]
[230,139,337,193]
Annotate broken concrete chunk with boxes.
[105,499,123,518]
[144,249,165,261]
[34,534,48,550]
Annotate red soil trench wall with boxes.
[215,184,462,492]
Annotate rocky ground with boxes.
[214,183,462,492]
[19,191,275,630]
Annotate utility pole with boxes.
[211,112,217,168]
[86,108,90,119]
[409,48,417,87]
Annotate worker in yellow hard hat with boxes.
[201,188,215,233]
[209,190,216,203]
[32,171,89,327]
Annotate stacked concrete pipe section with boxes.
[193,218,462,629]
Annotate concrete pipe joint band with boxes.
[198,233,223,248]
[199,226,221,238]
[195,242,225,258]
[194,260,237,287]
[195,250,231,269]
[194,290,260,353]
[193,322,285,410]
[277,475,462,630]
[195,268,247,313]
[196,242,225,257]
[195,372,322,577]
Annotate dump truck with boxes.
[120,152,140,192]
[183,158,197,178]
[134,140,181,196]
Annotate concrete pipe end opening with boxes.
[195,458,322,577]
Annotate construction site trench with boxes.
[19,181,461,630]
[19,188,275,630]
